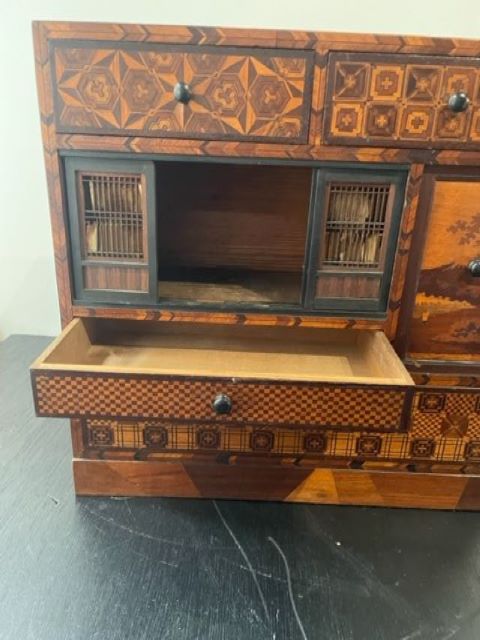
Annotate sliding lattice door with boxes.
[65,157,156,304]
[308,169,406,313]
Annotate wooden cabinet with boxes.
[30,21,480,508]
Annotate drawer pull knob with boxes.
[173,81,192,104]
[212,394,232,415]
[448,92,469,113]
[468,259,480,277]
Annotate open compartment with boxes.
[64,154,407,315]
[31,319,413,430]
[33,318,412,385]
[156,162,312,306]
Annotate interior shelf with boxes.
[158,269,301,305]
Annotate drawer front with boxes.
[79,387,480,467]
[32,372,409,431]
[81,419,393,457]
[324,52,480,149]
[51,42,314,143]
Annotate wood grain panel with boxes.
[385,164,424,340]
[83,265,149,292]
[73,458,480,509]
[157,162,311,272]
[315,273,381,299]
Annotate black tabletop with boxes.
[1,334,480,640]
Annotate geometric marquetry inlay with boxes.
[325,52,480,149]
[32,372,409,431]
[81,389,480,470]
[51,42,314,144]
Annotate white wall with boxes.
[0,0,479,339]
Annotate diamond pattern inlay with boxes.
[53,43,313,143]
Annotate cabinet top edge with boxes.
[31,20,480,56]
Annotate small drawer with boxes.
[31,319,413,432]
[80,382,480,463]
[324,52,480,149]
[51,42,314,144]
[80,419,385,458]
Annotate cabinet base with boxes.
[73,459,480,510]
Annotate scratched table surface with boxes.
[1,335,480,640]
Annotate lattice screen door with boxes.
[65,157,157,304]
[307,168,407,313]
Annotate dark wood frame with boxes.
[71,459,480,509]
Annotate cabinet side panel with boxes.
[33,23,73,326]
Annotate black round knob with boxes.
[468,259,480,277]
[448,92,470,113]
[212,394,232,415]
[173,81,192,104]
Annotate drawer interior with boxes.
[33,319,413,386]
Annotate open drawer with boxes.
[31,319,414,432]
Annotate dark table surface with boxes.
[1,335,480,640]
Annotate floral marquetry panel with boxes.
[51,42,314,143]
[324,52,480,149]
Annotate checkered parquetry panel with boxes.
[33,373,407,429]
[411,391,480,438]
